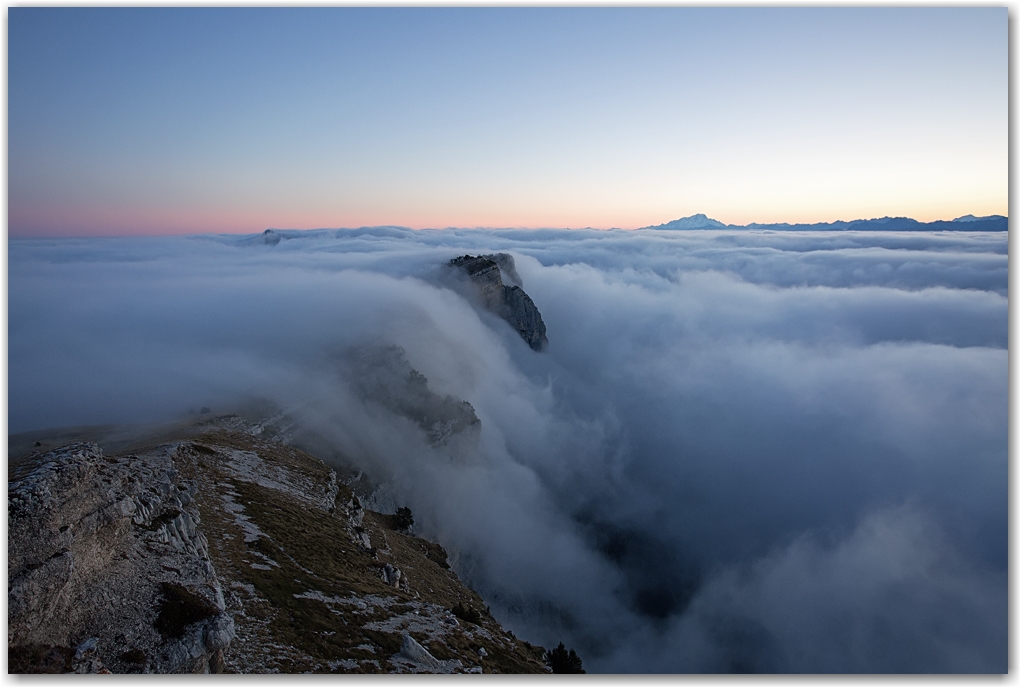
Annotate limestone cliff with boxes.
[8,416,549,674]
[448,254,548,352]
[347,345,480,448]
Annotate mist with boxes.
[8,227,1007,672]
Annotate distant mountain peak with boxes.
[647,214,727,230]
[952,214,1005,223]
[643,213,1006,233]
[867,216,918,224]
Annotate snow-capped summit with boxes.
[647,214,727,230]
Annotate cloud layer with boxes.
[8,227,1007,672]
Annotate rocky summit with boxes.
[7,415,550,674]
[448,254,548,352]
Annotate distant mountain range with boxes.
[645,213,1008,232]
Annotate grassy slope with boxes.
[179,425,548,673]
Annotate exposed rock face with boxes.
[9,416,549,674]
[501,284,548,352]
[259,229,281,246]
[480,253,523,288]
[448,254,548,351]
[347,345,480,448]
[9,442,232,673]
[392,633,458,673]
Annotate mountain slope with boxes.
[646,214,728,230]
[8,415,549,674]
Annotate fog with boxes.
[8,227,1007,672]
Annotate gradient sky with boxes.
[8,7,1007,236]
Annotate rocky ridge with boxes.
[346,345,480,449]
[8,415,549,674]
[448,254,548,352]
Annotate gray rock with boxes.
[448,254,548,351]
[381,563,402,587]
[72,637,106,673]
[203,615,236,652]
[396,634,443,672]
[9,418,551,674]
[481,253,522,288]
[502,283,548,352]
[346,345,481,446]
[259,229,281,246]
[8,442,232,674]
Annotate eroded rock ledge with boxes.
[448,254,548,351]
[8,417,549,674]
[9,442,231,673]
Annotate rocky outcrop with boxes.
[448,254,548,351]
[347,345,480,448]
[259,229,282,246]
[9,442,232,673]
[9,416,550,674]
[480,253,523,288]
[391,633,458,673]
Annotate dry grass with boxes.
[176,425,547,673]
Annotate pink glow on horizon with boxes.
[9,202,1008,238]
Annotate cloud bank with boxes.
[8,227,1007,672]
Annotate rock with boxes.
[203,615,235,652]
[72,637,107,673]
[395,634,444,673]
[480,253,522,288]
[502,283,548,352]
[448,254,548,351]
[9,416,552,674]
[381,563,401,587]
[8,442,232,674]
[380,563,411,593]
[346,345,481,449]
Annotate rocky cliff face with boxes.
[347,345,480,449]
[448,254,548,352]
[241,345,482,475]
[8,416,549,674]
[9,442,232,673]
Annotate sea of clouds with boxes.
[8,227,1007,672]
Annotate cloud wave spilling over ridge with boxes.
[8,227,1007,672]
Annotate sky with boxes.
[9,227,1007,671]
[7,7,1008,236]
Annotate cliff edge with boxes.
[8,416,549,674]
[448,254,548,351]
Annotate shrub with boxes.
[451,601,482,625]
[547,642,585,674]
[394,506,414,531]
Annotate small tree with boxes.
[394,506,414,531]
[547,642,585,674]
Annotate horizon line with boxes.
[8,212,1009,239]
